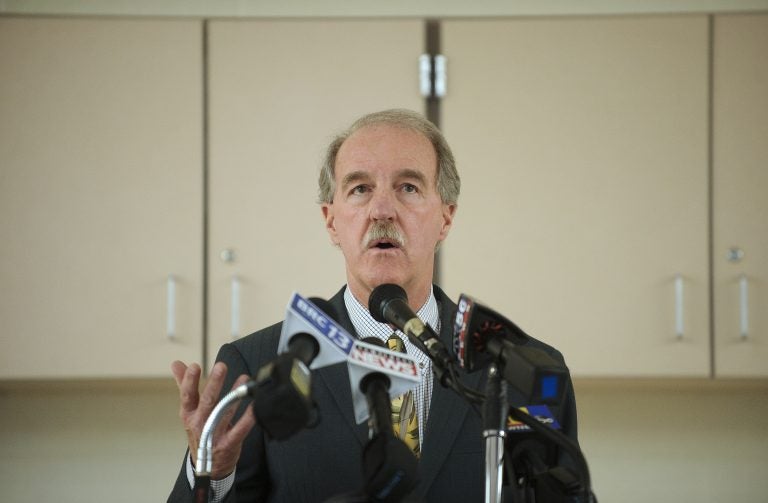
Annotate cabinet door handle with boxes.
[231,276,240,340]
[675,274,684,339]
[166,275,176,339]
[434,54,447,97]
[419,54,431,97]
[739,274,749,340]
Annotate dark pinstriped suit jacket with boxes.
[168,285,579,502]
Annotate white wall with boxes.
[575,380,768,502]
[0,381,185,503]
[1,379,767,502]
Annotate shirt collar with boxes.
[343,286,440,344]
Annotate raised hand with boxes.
[171,360,257,479]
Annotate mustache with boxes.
[363,221,405,248]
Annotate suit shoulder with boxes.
[216,321,284,370]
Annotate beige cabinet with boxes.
[2,14,763,380]
[713,14,768,377]
[0,18,203,378]
[441,16,711,377]
[205,20,424,360]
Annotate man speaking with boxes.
[167,109,579,502]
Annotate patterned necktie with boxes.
[387,333,420,458]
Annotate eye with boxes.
[350,184,369,195]
[402,183,419,194]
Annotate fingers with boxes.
[170,361,256,478]
[170,360,188,387]
[176,362,203,416]
[227,397,257,444]
[198,362,228,414]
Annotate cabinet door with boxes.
[441,16,710,376]
[207,20,423,359]
[0,18,203,378]
[713,14,768,377]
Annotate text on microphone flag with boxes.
[506,405,562,432]
[350,344,419,377]
[290,293,355,354]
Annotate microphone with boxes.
[453,293,568,405]
[368,284,455,388]
[505,405,586,501]
[357,337,419,503]
[251,294,352,440]
[346,336,420,425]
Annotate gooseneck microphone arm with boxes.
[194,380,258,502]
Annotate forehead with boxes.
[335,124,437,179]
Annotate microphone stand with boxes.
[483,364,508,503]
[194,381,256,503]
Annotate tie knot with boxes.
[387,333,406,353]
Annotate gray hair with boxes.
[318,109,460,205]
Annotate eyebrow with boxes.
[340,168,430,190]
[397,168,429,187]
[340,170,372,191]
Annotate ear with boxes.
[438,203,457,241]
[321,203,340,245]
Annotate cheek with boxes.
[334,214,366,247]
[408,221,442,250]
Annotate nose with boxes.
[369,189,396,221]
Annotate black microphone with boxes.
[368,284,455,388]
[358,337,419,503]
[454,295,595,501]
[250,296,338,440]
[453,293,568,405]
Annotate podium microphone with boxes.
[453,293,568,405]
[368,284,455,388]
[251,294,354,440]
[358,338,419,503]
[195,294,355,501]
[324,337,421,503]
[368,284,486,406]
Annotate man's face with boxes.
[321,124,456,307]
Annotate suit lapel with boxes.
[316,362,369,446]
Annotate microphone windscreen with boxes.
[368,284,407,323]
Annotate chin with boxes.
[365,272,407,291]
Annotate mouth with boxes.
[363,221,405,252]
[370,239,401,250]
